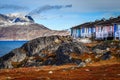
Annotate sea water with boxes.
[0,41,27,57]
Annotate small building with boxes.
[71,16,120,40]
[71,22,93,38]
[79,22,91,38]
[113,17,120,40]
[71,20,102,39]
[71,26,79,38]
[95,19,114,40]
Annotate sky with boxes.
[0,0,120,30]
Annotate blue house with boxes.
[71,21,103,39]
[113,18,120,40]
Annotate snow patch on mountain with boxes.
[0,13,34,26]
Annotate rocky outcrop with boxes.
[0,35,89,68]
[92,41,120,61]
[0,36,119,69]
[92,41,120,51]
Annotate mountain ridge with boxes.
[0,13,70,40]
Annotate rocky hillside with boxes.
[0,23,69,40]
[0,13,70,40]
[0,35,120,69]
[0,35,89,68]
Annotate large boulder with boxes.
[0,35,89,69]
[41,42,89,65]
[92,41,120,51]
[91,41,120,61]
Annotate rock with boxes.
[56,42,89,55]
[93,49,104,54]
[85,58,92,63]
[92,43,109,50]
[54,39,61,44]
[21,35,72,56]
[48,71,53,74]
[85,69,90,72]
[54,42,89,65]
[117,74,120,76]
[78,62,86,67]
[106,48,110,51]
[6,77,12,80]
[35,69,40,72]
[76,38,92,43]
[92,41,120,51]
[101,51,111,60]
[0,35,89,69]
[92,41,120,61]
[95,55,102,59]
[73,59,82,65]
[0,48,26,68]
[71,67,75,70]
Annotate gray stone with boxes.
[0,35,89,69]
[78,62,86,67]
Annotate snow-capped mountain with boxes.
[0,13,34,26]
[0,14,9,25]
[0,13,70,40]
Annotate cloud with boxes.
[68,0,120,12]
[65,4,72,8]
[28,4,72,16]
[39,15,64,20]
[0,4,28,10]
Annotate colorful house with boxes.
[80,23,91,38]
[71,16,120,40]
[113,17,120,40]
[95,19,114,40]
[71,21,102,39]
[71,22,93,38]
[71,26,79,38]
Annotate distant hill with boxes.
[0,13,70,40]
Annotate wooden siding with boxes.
[114,24,120,39]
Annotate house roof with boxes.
[71,16,120,29]
[112,16,120,24]
[95,17,118,26]
[71,20,104,29]
[71,22,91,29]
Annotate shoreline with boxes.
[0,40,28,41]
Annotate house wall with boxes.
[84,27,87,37]
[114,24,120,40]
[81,27,85,38]
[96,26,99,39]
[88,27,91,37]
[77,28,81,37]
[91,27,96,38]
[71,28,77,38]
[71,24,115,40]
[81,27,90,38]
[71,28,82,38]
[107,26,114,38]
[95,25,114,39]
[88,27,95,38]
[71,26,96,39]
